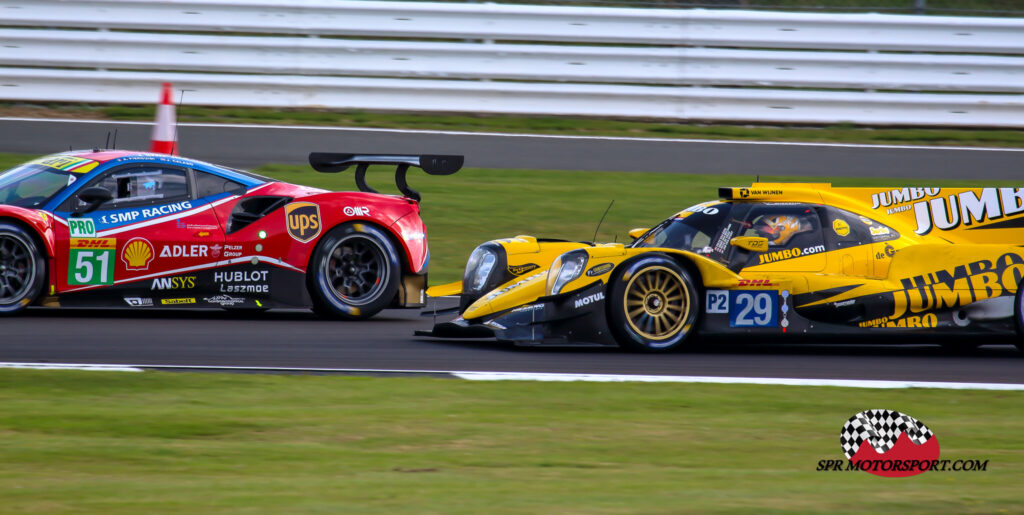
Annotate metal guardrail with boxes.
[1,0,1022,126]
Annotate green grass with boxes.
[2,152,1019,283]
[0,369,1020,513]
[6,102,1024,148]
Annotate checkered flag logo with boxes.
[840,409,934,459]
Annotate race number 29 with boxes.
[730,291,779,327]
[68,239,116,286]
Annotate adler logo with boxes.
[574,291,605,309]
[285,202,321,243]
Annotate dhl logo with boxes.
[737,279,774,287]
[71,238,116,249]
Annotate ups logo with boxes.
[285,202,322,243]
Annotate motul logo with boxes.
[285,202,321,243]
[574,292,605,309]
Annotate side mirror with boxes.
[73,187,113,216]
[730,236,769,252]
[628,228,649,241]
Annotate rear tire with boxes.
[607,255,699,352]
[308,223,400,320]
[0,222,46,315]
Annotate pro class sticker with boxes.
[285,202,321,243]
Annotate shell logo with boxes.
[122,237,155,271]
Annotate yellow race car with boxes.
[422,183,1024,352]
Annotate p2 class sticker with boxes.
[705,290,729,314]
[728,290,779,328]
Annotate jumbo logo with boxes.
[508,263,540,276]
[911,188,1024,235]
[891,252,1024,319]
[121,237,154,271]
[285,202,321,243]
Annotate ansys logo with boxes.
[839,409,940,477]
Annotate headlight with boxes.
[463,245,499,293]
[546,250,589,295]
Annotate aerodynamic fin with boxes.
[308,153,464,202]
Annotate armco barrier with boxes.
[0,0,1022,126]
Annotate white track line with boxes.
[451,372,1024,390]
[3,117,1023,152]
[0,362,143,372]
[1,362,1022,390]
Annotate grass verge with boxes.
[2,152,1019,284]
[0,369,1021,513]
[4,102,1024,148]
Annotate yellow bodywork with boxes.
[453,183,1024,330]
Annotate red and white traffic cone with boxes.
[150,82,178,155]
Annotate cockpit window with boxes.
[0,164,73,208]
[632,202,732,259]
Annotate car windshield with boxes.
[0,164,74,208]
[632,202,732,253]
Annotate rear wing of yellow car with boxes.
[720,183,1024,244]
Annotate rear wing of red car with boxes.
[308,153,463,202]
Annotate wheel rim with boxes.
[623,265,689,341]
[0,233,35,305]
[323,235,389,306]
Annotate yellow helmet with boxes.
[754,214,808,246]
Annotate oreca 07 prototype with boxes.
[0,150,461,318]
[423,183,1024,351]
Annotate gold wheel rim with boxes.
[623,265,689,340]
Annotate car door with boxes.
[53,163,226,305]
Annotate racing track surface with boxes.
[3,308,1022,383]
[2,118,1024,179]
[2,117,1024,382]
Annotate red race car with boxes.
[0,150,461,319]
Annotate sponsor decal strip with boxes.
[62,255,302,293]
[0,363,1021,390]
[51,183,271,235]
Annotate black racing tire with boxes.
[607,254,699,352]
[308,222,401,320]
[0,222,46,315]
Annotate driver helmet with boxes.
[753,214,810,246]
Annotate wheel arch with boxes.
[0,216,51,310]
[0,214,55,259]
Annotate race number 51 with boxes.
[68,238,116,286]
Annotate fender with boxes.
[300,191,424,272]
[0,205,56,257]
